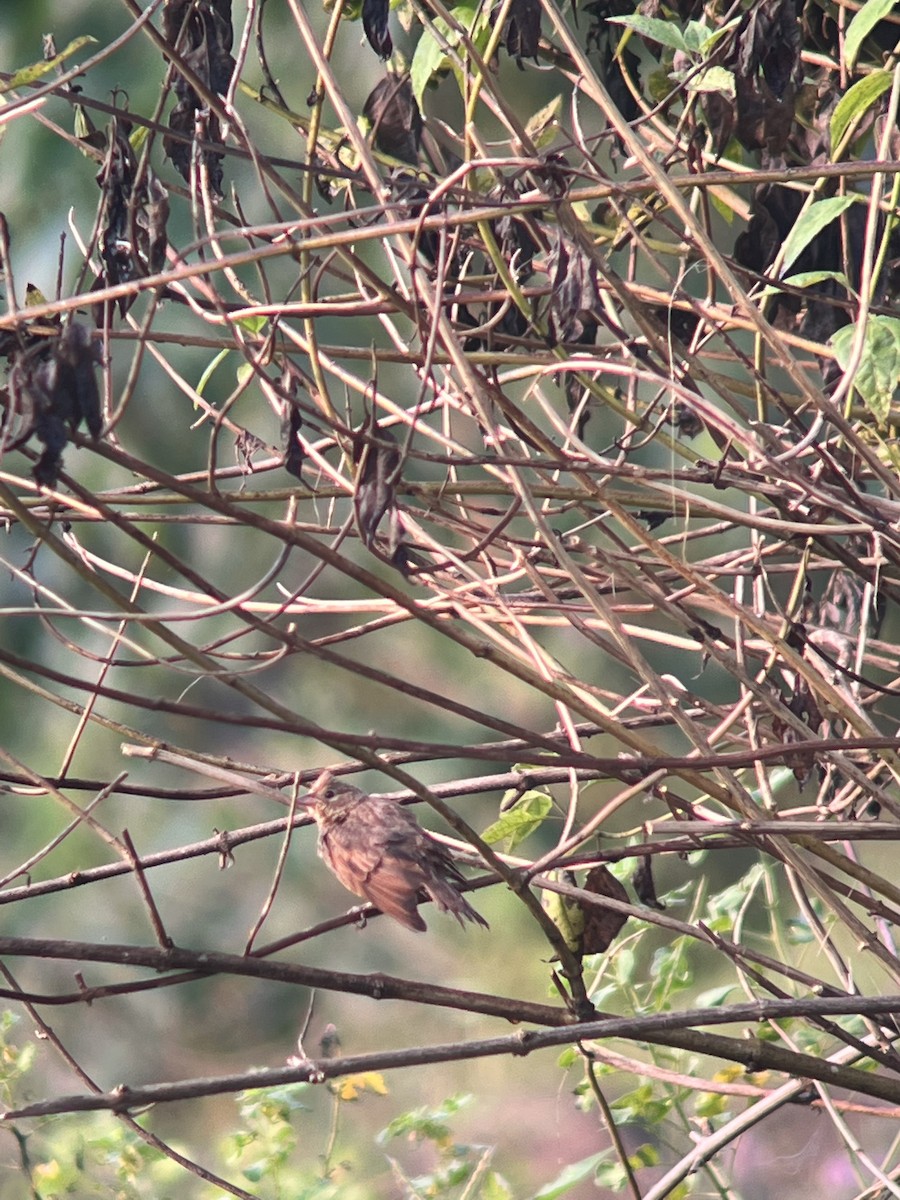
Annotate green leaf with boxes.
[557,1046,579,1069]
[614,945,636,986]
[696,983,737,1007]
[129,124,150,154]
[760,269,852,302]
[781,269,851,292]
[611,1082,672,1125]
[694,1089,731,1118]
[684,66,735,95]
[607,15,687,53]
[378,1095,472,1145]
[831,315,900,426]
[780,196,859,275]
[695,16,741,54]
[410,29,447,109]
[844,0,897,71]
[784,916,816,944]
[525,94,563,151]
[482,1170,515,1200]
[235,313,269,336]
[542,884,584,954]
[532,1151,609,1199]
[629,1143,660,1168]
[410,3,485,108]
[710,191,737,223]
[0,36,97,92]
[681,20,710,53]
[482,791,552,849]
[196,348,229,399]
[830,70,893,151]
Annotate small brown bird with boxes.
[303,771,488,932]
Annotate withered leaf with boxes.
[547,234,602,343]
[362,0,392,59]
[544,866,629,959]
[635,511,668,531]
[702,91,735,159]
[138,172,170,275]
[282,405,304,480]
[633,855,665,910]
[504,0,541,64]
[161,0,234,193]
[733,0,801,99]
[7,321,103,487]
[353,415,401,551]
[493,191,539,280]
[580,865,629,955]
[387,174,440,264]
[363,75,422,165]
[95,120,170,319]
[734,75,794,155]
[671,402,703,439]
[564,366,596,439]
[55,322,103,438]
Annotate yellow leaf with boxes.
[336,1071,389,1101]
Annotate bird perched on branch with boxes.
[302,771,488,932]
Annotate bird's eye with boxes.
[323,788,335,800]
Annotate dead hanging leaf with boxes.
[503,0,541,64]
[272,362,309,480]
[137,173,170,275]
[701,90,735,158]
[544,866,629,958]
[584,10,641,134]
[235,429,265,475]
[161,0,235,194]
[55,322,103,438]
[363,75,422,164]
[653,306,700,347]
[734,75,794,154]
[282,405,304,480]
[387,174,441,265]
[633,855,665,910]
[727,0,801,154]
[96,115,139,317]
[362,0,392,59]
[163,0,234,91]
[6,321,103,487]
[670,401,703,439]
[734,0,801,99]
[813,542,884,639]
[547,233,601,344]
[563,369,594,441]
[492,184,540,280]
[94,116,170,321]
[580,865,629,955]
[352,412,401,552]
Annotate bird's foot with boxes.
[348,905,369,929]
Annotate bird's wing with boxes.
[322,812,428,932]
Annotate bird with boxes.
[302,771,488,933]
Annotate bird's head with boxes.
[303,770,365,820]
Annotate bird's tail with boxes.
[427,879,489,929]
